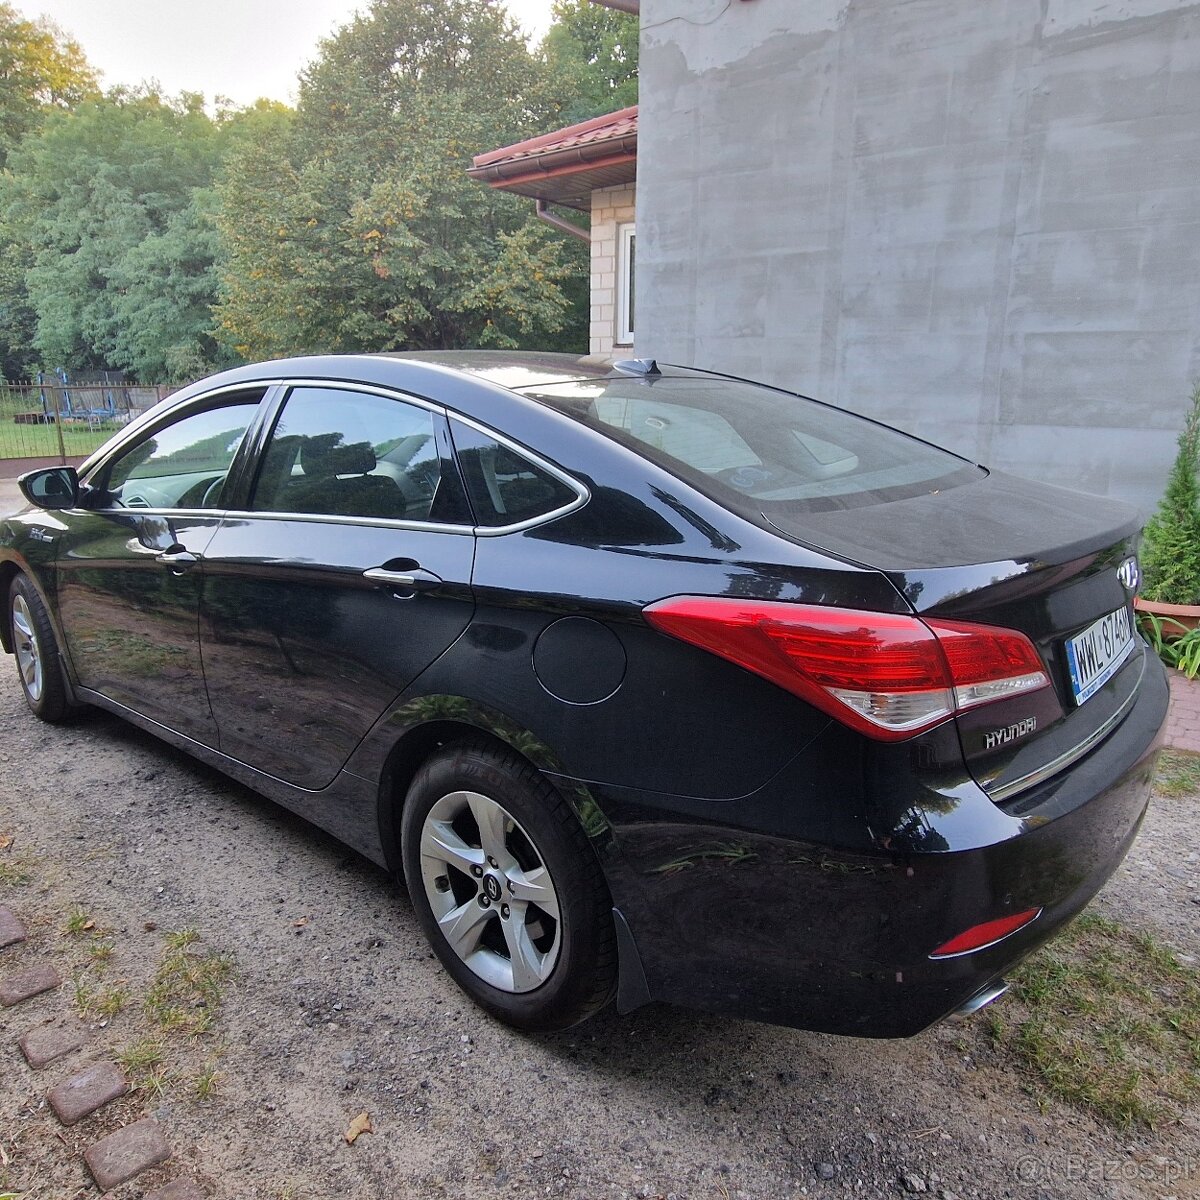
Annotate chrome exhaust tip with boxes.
[952,980,1009,1019]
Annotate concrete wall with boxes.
[637,0,1200,514]
[589,183,638,354]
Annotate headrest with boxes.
[302,439,376,477]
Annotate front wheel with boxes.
[400,739,616,1031]
[8,574,69,722]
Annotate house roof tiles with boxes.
[468,106,637,211]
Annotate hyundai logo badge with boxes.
[1117,557,1141,593]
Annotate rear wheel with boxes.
[8,574,69,722]
[401,739,616,1031]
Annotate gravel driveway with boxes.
[0,666,1197,1200]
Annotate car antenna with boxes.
[612,358,661,378]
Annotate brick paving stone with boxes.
[0,962,60,1006]
[147,1179,205,1200]
[1166,672,1200,753]
[47,1060,129,1126]
[18,1015,86,1068]
[84,1118,171,1191]
[0,905,27,950]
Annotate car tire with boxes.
[8,574,70,722]
[401,738,617,1031]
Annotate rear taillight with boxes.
[642,597,1050,741]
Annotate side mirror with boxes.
[18,466,80,511]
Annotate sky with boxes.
[25,0,559,108]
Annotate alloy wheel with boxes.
[418,789,561,993]
[11,593,43,703]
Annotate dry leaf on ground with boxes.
[345,1111,373,1144]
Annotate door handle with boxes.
[156,548,198,574]
[363,566,443,593]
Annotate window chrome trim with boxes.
[273,378,446,415]
[988,650,1145,804]
[80,377,591,536]
[265,379,591,534]
[219,509,476,536]
[71,504,474,535]
[79,380,284,480]
[448,411,590,536]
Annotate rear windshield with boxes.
[521,373,983,513]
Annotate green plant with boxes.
[1141,381,1200,604]
[145,930,231,1035]
[1138,610,1200,678]
[193,1059,223,1100]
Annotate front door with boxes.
[55,396,265,744]
[199,384,476,788]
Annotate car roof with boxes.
[82,352,634,477]
[373,350,611,391]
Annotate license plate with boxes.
[1064,607,1134,706]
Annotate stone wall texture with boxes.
[637,0,1200,513]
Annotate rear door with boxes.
[198,383,476,788]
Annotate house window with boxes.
[617,223,635,346]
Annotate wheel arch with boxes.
[373,700,616,882]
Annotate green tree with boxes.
[0,2,98,167]
[541,0,638,124]
[0,209,37,379]
[214,0,585,360]
[0,4,97,377]
[6,89,232,381]
[1142,382,1200,604]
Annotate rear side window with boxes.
[522,375,981,513]
[252,386,447,522]
[450,419,580,529]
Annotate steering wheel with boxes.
[200,476,227,509]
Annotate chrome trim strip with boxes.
[987,651,1145,804]
[274,377,445,415]
[78,504,474,535]
[74,507,226,520]
[217,510,475,535]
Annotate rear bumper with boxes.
[579,654,1168,1037]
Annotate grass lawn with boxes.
[988,914,1199,1129]
[0,420,117,460]
[1155,748,1200,798]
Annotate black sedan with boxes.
[1,353,1166,1036]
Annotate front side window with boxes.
[99,399,262,510]
[251,386,445,522]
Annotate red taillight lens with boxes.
[929,908,1042,958]
[642,597,1049,741]
[924,618,1049,712]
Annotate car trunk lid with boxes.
[763,469,1146,803]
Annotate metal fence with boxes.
[0,381,172,463]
